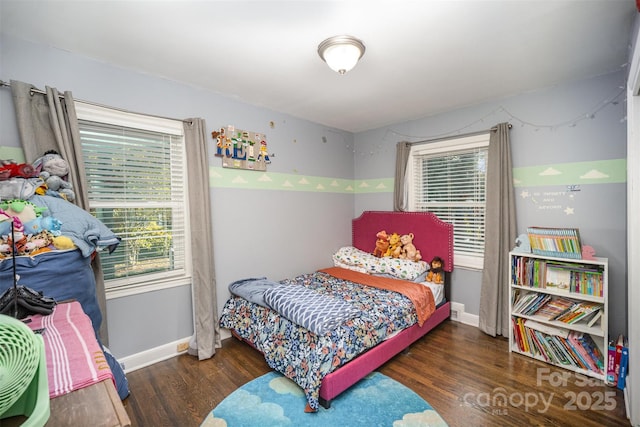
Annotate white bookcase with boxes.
[508,251,608,380]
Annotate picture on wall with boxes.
[212,125,270,171]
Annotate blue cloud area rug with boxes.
[201,371,448,427]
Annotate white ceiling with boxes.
[1,1,637,133]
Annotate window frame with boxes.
[75,101,192,299]
[406,133,490,270]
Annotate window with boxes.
[407,133,490,269]
[75,102,191,297]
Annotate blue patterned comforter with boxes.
[218,270,426,411]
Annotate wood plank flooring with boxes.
[122,320,630,426]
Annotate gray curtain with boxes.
[393,141,411,211]
[478,123,516,337]
[183,118,221,360]
[11,80,110,345]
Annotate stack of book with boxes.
[512,293,603,327]
[553,301,602,326]
[535,296,575,320]
[512,292,551,316]
[545,262,604,296]
[527,227,582,259]
[511,317,604,373]
[510,256,604,297]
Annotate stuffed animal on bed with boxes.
[426,256,444,284]
[373,230,389,257]
[399,233,422,262]
[384,232,402,258]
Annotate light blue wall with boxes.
[0,34,355,359]
[354,70,628,337]
[0,33,629,355]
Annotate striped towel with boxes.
[26,301,114,398]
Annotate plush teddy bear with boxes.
[373,230,389,257]
[33,150,76,202]
[399,233,422,262]
[426,256,444,284]
[385,232,402,258]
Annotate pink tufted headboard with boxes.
[352,211,454,273]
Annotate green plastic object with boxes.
[0,314,50,426]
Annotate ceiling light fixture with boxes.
[317,35,366,75]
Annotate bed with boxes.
[219,210,454,411]
[0,193,129,400]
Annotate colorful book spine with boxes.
[518,322,603,374]
[606,341,616,384]
[527,227,582,259]
[617,343,629,390]
[614,334,624,382]
[511,255,604,297]
[568,332,598,372]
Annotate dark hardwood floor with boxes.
[122,320,629,426]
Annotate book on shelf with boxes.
[513,292,550,315]
[532,330,558,363]
[613,334,624,383]
[568,331,599,372]
[535,296,575,320]
[545,335,572,366]
[553,301,602,324]
[606,341,616,385]
[546,265,572,291]
[585,310,602,327]
[511,255,604,297]
[617,345,629,390]
[581,333,605,371]
[516,320,603,374]
[527,226,582,259]
[578,333,605,372]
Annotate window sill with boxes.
[106,277,191,300]
[454,253,484,271]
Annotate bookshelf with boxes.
[509,251,608,380]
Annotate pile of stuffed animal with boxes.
[0,150,76,202]
[372,230,445,284]
[372,230,422,262]
[0,150,77,258]
[0,199,75,258]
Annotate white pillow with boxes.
[332,246,429,281]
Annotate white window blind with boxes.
[408,134,490,269]
[75,102,191,296]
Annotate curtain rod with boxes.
[0,79,193,125]
[408,123,512,146]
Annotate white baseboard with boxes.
[450,301,479,327]
[119,337,191,373]
[120,307,478,373]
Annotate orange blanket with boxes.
[319,267,435,326]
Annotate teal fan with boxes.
[0,314,50,426]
